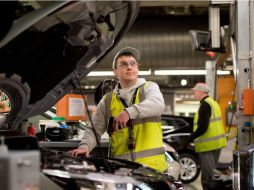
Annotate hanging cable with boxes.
[73,72,104,158]
[73,72,113,173]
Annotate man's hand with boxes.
[68,147,90,157]
[113,110,130,131]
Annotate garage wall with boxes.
[98,15,209,70]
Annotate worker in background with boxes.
[184,82,227,190]
[69,47,167,172]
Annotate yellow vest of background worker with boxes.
[104,83,167,172]
[193,97,227,152]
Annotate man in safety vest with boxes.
[185,82,227,189]
[69,47,167,172]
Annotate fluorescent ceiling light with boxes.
[139,69,151,75]
[217,70,230,75]
[154,70,230,75]
[87,69,230,76]
[155,70,206,75]
[87,71,114,76]
[87,69,151,76]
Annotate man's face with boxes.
[113,55,139,82]
[193,90,204,101]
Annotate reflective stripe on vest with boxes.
[114,147,165,160]
[193,97,227,152]
[194,134,226,143]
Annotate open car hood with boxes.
[0,1,139,129]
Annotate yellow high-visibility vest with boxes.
[193,97,227,152]
[104,82,167,172]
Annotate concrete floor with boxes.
[184,174,202,190]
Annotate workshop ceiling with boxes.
[81,1,230,91]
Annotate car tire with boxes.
[179,153,200,183]
[0,74,30,128]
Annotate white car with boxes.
[164,143,181,180]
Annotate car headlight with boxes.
[166,151,179,162]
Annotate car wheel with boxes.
[0,74,30,128]
[179,153,200,183]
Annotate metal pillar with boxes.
[249,0,254,144]
[209,6,221,48]
[236,0,253,148]
[250,1,254,93]
[206,60,216,99]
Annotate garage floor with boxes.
[184,174,202,190]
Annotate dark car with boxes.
[0,1,185,190]
[161,114,201,183]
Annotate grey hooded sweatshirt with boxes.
[79,78,165,152]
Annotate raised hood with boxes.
[0,1,139,129]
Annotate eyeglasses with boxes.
[117,61,139,69]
